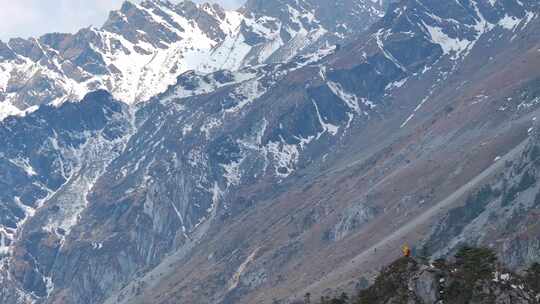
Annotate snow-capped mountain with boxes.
[0,0,387,120]
[1,0,540,304]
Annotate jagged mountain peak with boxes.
[0,0,388,121]
[242,0,388,35]
[0,0,240,118]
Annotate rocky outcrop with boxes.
[355,248,538,304]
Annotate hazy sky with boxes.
[0,0,244,41]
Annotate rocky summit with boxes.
[1,0,540,304]
[319,246,540,304]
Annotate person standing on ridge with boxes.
[402,245,411,257]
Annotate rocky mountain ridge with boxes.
[325,247,540,304]
[1,0,540,304]
[0,0,387,120]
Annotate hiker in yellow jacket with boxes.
[402,245,411,257]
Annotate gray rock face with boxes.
[0,90,131,303]
[409,267,440,304]
[329,202,376,241]
[408,269,536,304]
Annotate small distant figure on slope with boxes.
[402,244,411,257]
